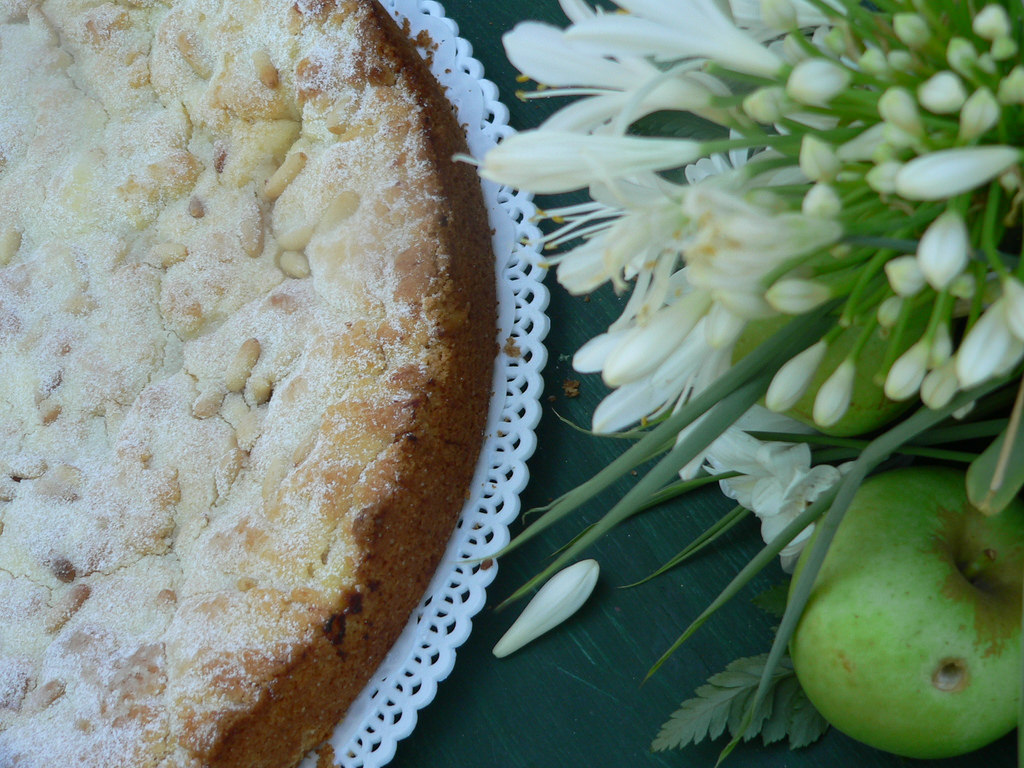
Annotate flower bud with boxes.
[929,322,953,368]
[823,27,848,58]
[813,358,855,428]
[866,161,902,194]
[895,146,1021,201]
[888,50,915,72]
[946,38,978,77]
[802,183,842,217]
[743,86,787,124]
[921,359,959,409]
[893,13,930,49]
[761,0,797,31]
[493,560,600,658]
[916,210,969,290]
[787,58,851,107]
[799,135,840,182]
[884,340,929,401]
[973,5,1011,40]
[998,66,1024,104]
[955,299,1017,388]
[1002,276,1024,340]
[766,340,828,413]
[991,37,1018,62]
[878,87,922,135]
[949,273,976,299]
[766,278,833,313]
[877,295,903,328]
[884,255,926,297]
[959,87,1000,141]
[853,47,885,78]
[918,71,967,114]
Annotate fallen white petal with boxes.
[493,560,600,658]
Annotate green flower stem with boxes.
[625,504,751,589]
[646,486,839,683]
[980,181,1009,275]
[720,371,1018,765]
[839,247,895,326]
[745,431,979,464]
[876,292,927,386]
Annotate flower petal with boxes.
[493,560,600,658]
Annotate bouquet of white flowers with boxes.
[478,0,1024,762]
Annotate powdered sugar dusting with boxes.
[0,0,462,764]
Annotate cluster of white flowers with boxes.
[479,0,1024,564]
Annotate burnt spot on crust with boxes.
[323,613,346,650]
[322,591,365,653]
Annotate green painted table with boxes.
[388,3,1018,767]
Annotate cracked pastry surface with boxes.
[0,0,495,765]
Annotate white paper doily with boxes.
[298,2,549,766]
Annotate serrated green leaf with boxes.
[653,654,822,754]
[788,686,830,749]
[751,582,789,619]
[761,675,800,746]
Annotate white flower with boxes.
[493,560,600,658]
[567,0,785,78]
[601,290,711,386]
[681,185,841,318]
[998,66,1024,104]
[916,210,969,290]
[480,130,704,194]
[813,358,855,427]
[896,146,1021,200]
[589,317,733,432]
[918,71,967,114]
[786,58,851,107]
[702,411,843,570]
[765,339,827,412]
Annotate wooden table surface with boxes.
[388,2,1018,766]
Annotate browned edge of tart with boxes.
[198,1,496,766]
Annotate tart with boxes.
[0,0,495,765]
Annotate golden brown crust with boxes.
[0,0,494,765]
[204,8,495,765]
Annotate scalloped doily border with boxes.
[297,2,549,766]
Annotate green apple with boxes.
[790,465,1024,759]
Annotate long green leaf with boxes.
[625,505,751,588]
[966,376,1024,515]
[498,305,836,561]
[645,487,838,682]
[499,377,768,608]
